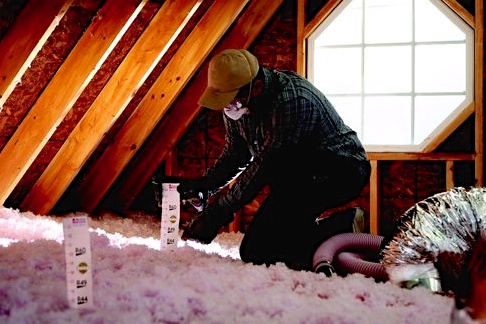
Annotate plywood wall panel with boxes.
[251,16,296,70]
[0,4,99,145]
[205,112,227,159]
[379,161,447,238]
[6,141,63,208]
[415,162,446,200]
[380,196,416,239]
[177,117,209,160]
[52,2,162,142]
[0,1,28,40]
[0,0,72,110]
[175,109,226,178]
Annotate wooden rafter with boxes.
[303,0,341,38]
[367,152,475,161]
[421,102,475,152]
[474,0,484,186]
[369,160,379,234]
[21,0,202,215]
[0,0,147,206]
[77,0,251,213]
[442,0,475,27]
[0,0,72,111]
[116,0,285,212]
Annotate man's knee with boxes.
[239,233,281,266]
[239,241,274,266]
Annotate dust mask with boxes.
[224,100,248,120]
[223,80,251,121]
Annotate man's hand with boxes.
[181,205,234,244]
[178,179,210,212]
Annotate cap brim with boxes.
[198,87,239,111]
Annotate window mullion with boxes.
[411,0,417,144]
[361,0,366,142]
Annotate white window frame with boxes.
[306,0,475,153]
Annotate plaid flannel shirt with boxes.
[203,67,368,211]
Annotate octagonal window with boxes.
[307,0,474,151]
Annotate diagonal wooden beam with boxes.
[78,0,251,213]
[0,0,72,111]
[117,0,284,211]
[21,0,202,215]
[0,0,147,206]
[304,0,341,38]
[442,0,474,27]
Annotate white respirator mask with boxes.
[223,100,249,120]
[223,80,252,121]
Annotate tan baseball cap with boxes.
[198,49,259,110]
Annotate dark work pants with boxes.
[239,153,371,270]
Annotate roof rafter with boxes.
[0,0,72,111]
[0,0,148,206]
[21,0,202,215]
[77,0,251,213]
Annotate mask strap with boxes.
[240,51,254,105]
[245,79,252,106]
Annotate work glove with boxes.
[181,205,234,244]
[178,179,210,212]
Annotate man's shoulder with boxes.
[272,69,304,81]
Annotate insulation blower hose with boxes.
[313,232,388,281]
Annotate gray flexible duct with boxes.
[380,187,486,294]
[336,251,389,281]
[313,232,388,280]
